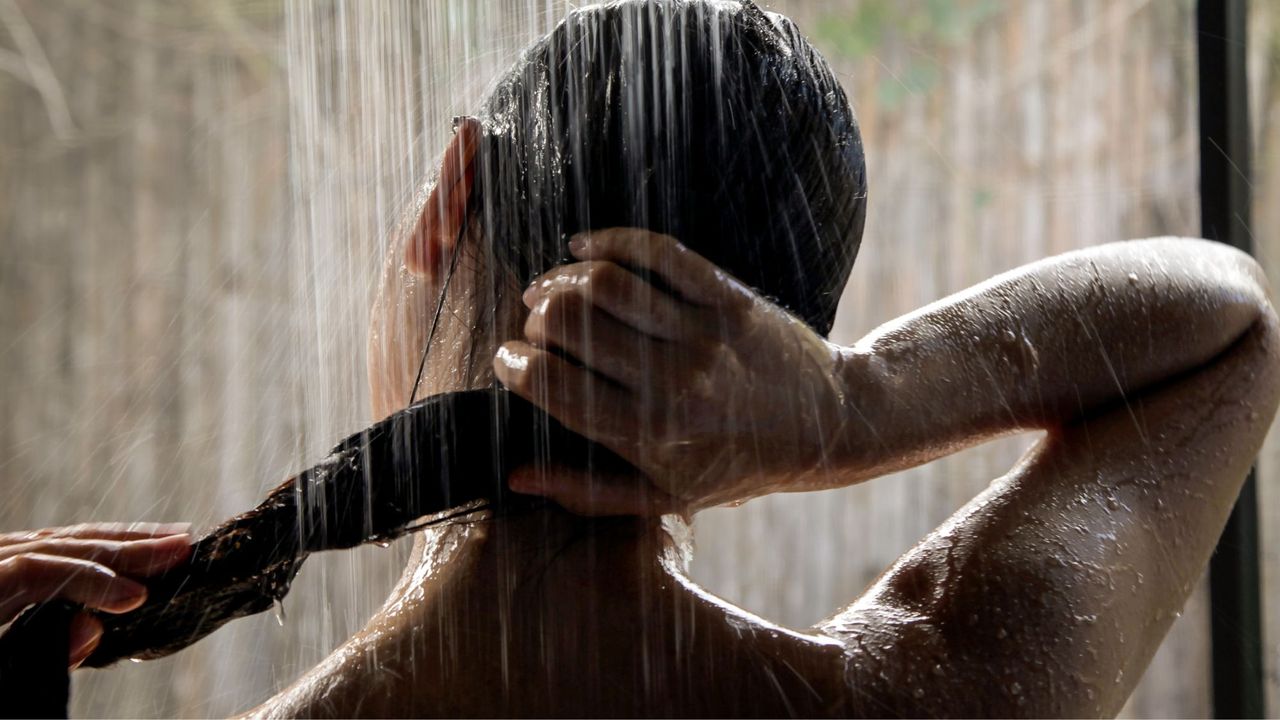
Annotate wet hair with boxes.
[468,0,866,336]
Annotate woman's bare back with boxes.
[256,236,1280,718]
[256,511,853,718]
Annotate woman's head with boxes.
[372,0,866,418]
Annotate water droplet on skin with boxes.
[129,658,144,664]
[1127,272,1139,284]
[932,663,945,676]
[1106,497,1119,511]
[996,627,1008,640]
[1010,682,1022,695]
[375,540,391,549]
[967,613,979,626]
[1002,328,1017,343]
[274,599,287,626]
[913,688,925,699]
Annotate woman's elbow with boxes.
[1144,236,1272,324]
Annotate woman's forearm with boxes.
[826,237,1271,482]
[496,231,1271,511]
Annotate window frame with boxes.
[1198,0,1264,716]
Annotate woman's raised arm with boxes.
[498,231,1278,714]
[819,252,1279,716]
[498,232,1271,512]
[829,235,1269,482]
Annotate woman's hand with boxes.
[0,523,192,668]
[494,228,848,516]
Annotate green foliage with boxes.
[973,187,994,210]
[813,0,1003,110]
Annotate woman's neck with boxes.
[401,506,684,597]
[339,507,685,714]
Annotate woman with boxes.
[254,1,1279,716]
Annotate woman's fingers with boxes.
[494,340,638,461]
[0,535,191,578]
[523,260,696,341]
[67,612,104,669]
[0,527,191,658]
[523,290,684,390]
[0,522,191,546]
[0,554,148,624]
[566,228,752,311]
[509,464,683,517]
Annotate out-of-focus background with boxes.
[1,0,1277,716]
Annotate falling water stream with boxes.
[3,0,1270,717]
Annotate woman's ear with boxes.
[406,117,481,280]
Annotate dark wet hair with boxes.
[469,0,866,336]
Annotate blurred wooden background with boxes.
[1,0,1278,716]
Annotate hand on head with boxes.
[393,122,849,518]
[495,228,847,516]
[0,523,191,668]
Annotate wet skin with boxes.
[247,225,1280,718]
[249,124,1280,718]
[257,510,854,717]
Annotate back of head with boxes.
[471,0,866,336]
